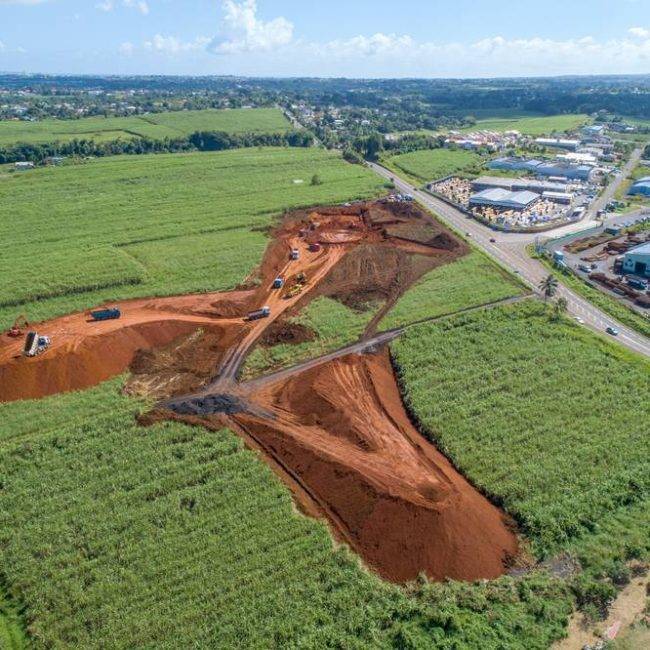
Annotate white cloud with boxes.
[144,34,210,55]
[119,41,135,56]
[209,0,293,54]
[629,27,650,38]
[96,0,149,15]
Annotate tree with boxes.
[310,173,322,186]
[539,274,559,302]
[551,296,568,321]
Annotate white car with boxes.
[574,316,584,324]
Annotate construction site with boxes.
[0,200,520,584]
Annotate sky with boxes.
[1,0,650,78]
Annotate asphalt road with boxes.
[369,161,650,359]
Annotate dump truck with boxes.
[246,306,271,321]
[23,332,50,357]
[273,277,284,289]
[89,307,121,321]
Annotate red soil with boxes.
[231,349,518,583]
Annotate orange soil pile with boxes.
[231,349,518,583]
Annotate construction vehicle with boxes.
[283,273,308,299]
[246,306,271,321]
[89,307,121,321]
[309,242,322,253]
[290,248,300,260]
[273,277,285,289]
[6,314,28,338]
[23,331,50,357]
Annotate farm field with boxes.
[459,113,590,135]
[392,301,650,605]
[382,148,481,184]
[0,147,385,329]
[380,250,525,329]
[0,378,573,649]
[0,108,292,146]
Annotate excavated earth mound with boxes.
[230,349,518,583]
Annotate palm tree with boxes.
[539,274,559,302]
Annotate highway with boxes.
[368,161,650,359]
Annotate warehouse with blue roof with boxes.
[628,177,650,197]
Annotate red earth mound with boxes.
[230,349,518,583]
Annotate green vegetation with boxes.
[0,148,384,328]
[393,302,649,566]
[241,296,381,379]
[380,250,526,330]
[535,252,650,338]
[0,378,573,648]
[460,113,590,135]
[0,586,26,650]
[382,148,481,184]
[0,108,291,146]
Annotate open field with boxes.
[0,378,573,649]
[0,108,291,146]
[382,148,481,184]
[393,302,649,564]
[459,113,590,135]
[380,249,526,329]
[0,148,385,329]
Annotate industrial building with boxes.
[469,188,539,211]
[622,242,650,278]
[471,176,569,194]
[628,177,650,197]
[488,157,593,180]
[535,138,580,150]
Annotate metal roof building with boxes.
[623,242,650,278]
[628,178,650,197]
[469,188,540,211]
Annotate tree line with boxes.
[0,129,314,164]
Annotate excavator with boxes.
[6,314,29,338]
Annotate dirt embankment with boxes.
[0,200,467,403]
[229,349,518,583]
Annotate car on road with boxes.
[489,237,496,243]
[578,264,590,273]
[606,326,619,336]
[465,232,471,237]
[574,316,584,324]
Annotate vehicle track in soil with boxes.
[1,200,520,583]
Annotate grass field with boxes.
[241,296,382,379]
[0,148,385,328]
[0,108,291,146]
[0,377,573,648]
[459,114,590,136]
[393,302,649,564]
[382,148,481,184]
[380,250,526,330]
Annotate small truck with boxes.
[246,306,271,321]
[273,277,285,289]
[89,307,121,321]
[290,248,300,260]
[23,331,51,357]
